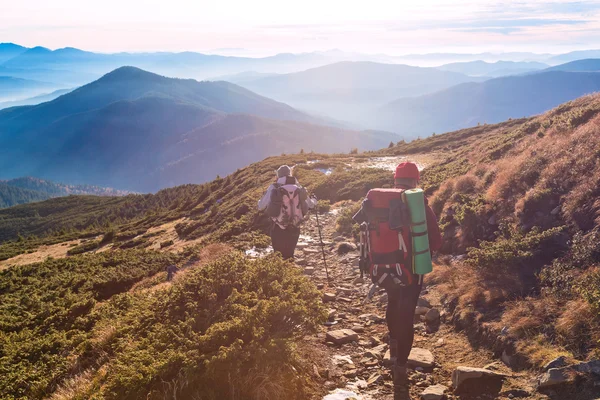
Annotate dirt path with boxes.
[294,205,546,400]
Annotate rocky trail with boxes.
[286,205,572,400]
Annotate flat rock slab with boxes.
[408,348,435,369]
[452,366,506,390]
[323,293,336,302]
[421,384,448,400]
[326,329,359,345]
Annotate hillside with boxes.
[2,94,600,399]
[234,61,482,123]
[0,67,397,191]
[374,71,600,136]
[545,58,600,72]
[0,183,51,208]
[436,60,548,77]
[0,177,131,208]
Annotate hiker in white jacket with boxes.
[258,165,317,260]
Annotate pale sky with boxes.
[3,0,600,55]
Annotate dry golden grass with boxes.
[0,239,83,269]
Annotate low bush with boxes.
[335,201,361,238]
[91,252,325,399]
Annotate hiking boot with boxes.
[392,364,410,400]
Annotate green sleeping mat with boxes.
[402,188,433,275]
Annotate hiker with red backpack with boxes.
[353,162,442,400]
[258,165,317,260]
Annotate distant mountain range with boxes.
[436,60,548,77]
[0,88,72,109]
[0,177,129,208]
[0,66,397,192]
[373,71,600,135]
[231,61,484,124]
[545,58,600,72]
[0,76,58,102]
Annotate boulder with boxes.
[425,308,440,324]
[537,368,573,389]
[452,366,505,390]
[420,384,448,400]
[408,348,435,369]
[543,356,568,371]
[326,329,359,345]
[304,267,315,275]
[538,360,600,390]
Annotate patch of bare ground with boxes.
[0,239,83,269]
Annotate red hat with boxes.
[394,162,420,180]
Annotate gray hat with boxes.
[277,165,292,178]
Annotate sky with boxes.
[3,0,600,56]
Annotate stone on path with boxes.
[417,298,432,308]
[425,308,440,324]
[383,349,394,367]
[452,366,505,390]
[322,389,359,400]
[304,266,315,275]
[337,242,357,254]
[415,306,430,316]
[326,329,359,345]
[323,292,336,302]
[303,248,320,254]
[367,373,383,386]
[408,348,435,369]
[420,384,448,400]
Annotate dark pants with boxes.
[386,279,422,365]
[271,224,301,260]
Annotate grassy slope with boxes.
[2,94,600,398]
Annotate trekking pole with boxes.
[312,197,331,282]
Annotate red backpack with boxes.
[353,188,415,287]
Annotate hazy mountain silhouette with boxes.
[0,76,58,102]
[374,71,600,136]
[233,61,483,123]
[0,43,28,63]
[436,60,548,77]
[0,67,397,191]
[0,88,72,110]
[545,58,600,72]
[548,50,600,64]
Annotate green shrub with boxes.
[316,199,331,213]
[466,226,565,274]
[336,202,361,238]
[96,252,325,400]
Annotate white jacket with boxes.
[258,176,317,211]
